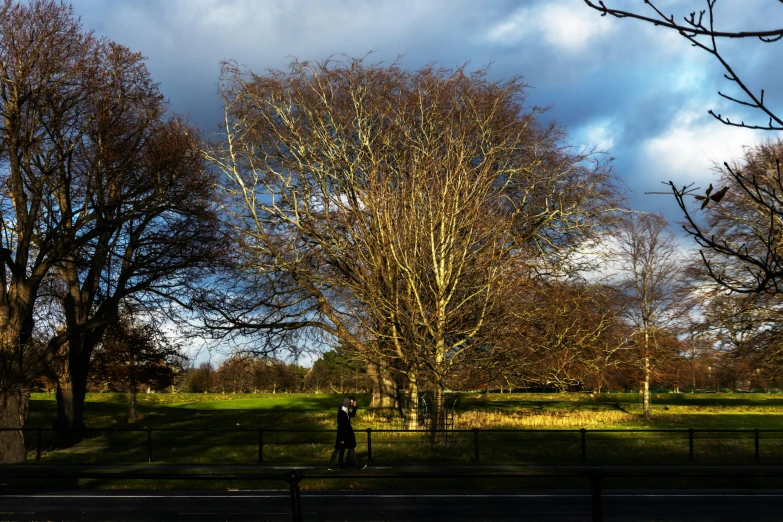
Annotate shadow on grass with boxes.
[23,392,783,476]
[26,394,366,469]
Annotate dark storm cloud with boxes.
[67,0,782,220]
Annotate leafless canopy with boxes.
[207,56,622,426]
[671,142,783,294]
[584,1,783,295]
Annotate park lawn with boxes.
[21,391,783,473]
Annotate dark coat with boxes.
[334,406,357,449]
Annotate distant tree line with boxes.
[34,335,783,397]
[177,348,370,395]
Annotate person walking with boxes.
[329,397,366,470]
[334,398,353,468]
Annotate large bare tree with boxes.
[206,57,621,431]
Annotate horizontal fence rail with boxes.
[3,426,783,465]
[5,465,783,522]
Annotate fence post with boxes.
[146,427,153,463]
[754,428,760,461]
[589,467,603,522]
[688,428,694,461]
[36,427,42,461]
[473,428,480,463]
[366,428,373,462]
[581,428,587,462]
[286,469,303,522]
[258,429,264,463]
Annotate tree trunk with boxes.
[642,356,651,419]
[431,329,447,440]
[404,372,418,430]
[128,386,137,423]
[431,383,447,442]
[0,303,35,463]
[51,264,115,435]
[54,375,87,435]
[0,387,29,463]
[368,359,398,410]
[53,342,89,435]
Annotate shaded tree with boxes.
[304,348,368,393]
[483,279,629,393]
[0,0,220,461]
[213,354,255,393]
[0,0,106,462]
[46,51,219,435]
[89,309,186,422]
[694,284,783,391]
[250,359,306,393]
[185,362,215,393]
[50,45,220,433]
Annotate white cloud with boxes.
[485,9,529,44]
[642,106,768,189]
[538,3,614,52]
[486,1,615,53]
[580,118,618,152]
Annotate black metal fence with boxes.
[5,426,783,465]
[4,464,783,522]
[0,465,605,522]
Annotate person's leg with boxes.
[338,449,345,468]
[329,449,341,468]
[347,448,359,468]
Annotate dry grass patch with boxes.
[456,409,636,429]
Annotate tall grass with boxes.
[456,409,636,429]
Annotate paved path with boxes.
[3,465,783,520]
[2,488,783,521]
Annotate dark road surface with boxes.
[2,489,783,521]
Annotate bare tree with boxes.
[0,0,221,461]
[672,141,783,294]
[584,0,783,131]
[584,1,783,295]
[614,213,690,418]
[485,279,629,393]
[47,98,219,435]
[206,57,622,431]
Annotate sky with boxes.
[67,0,783,222]
[63,0,783,362]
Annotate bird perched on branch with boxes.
[695,186,728,209]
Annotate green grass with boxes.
[21,391,783,471]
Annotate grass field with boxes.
[21,391,783,469]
